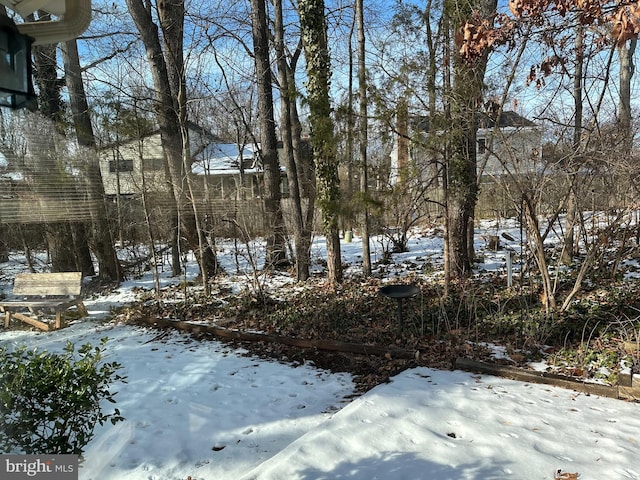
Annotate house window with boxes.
[478,139,487,154]
[109,158,134,173]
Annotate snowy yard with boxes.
[2,319,639,480]
[1,222,639,479]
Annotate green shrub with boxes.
[0,338,126,455]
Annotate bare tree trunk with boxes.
[158,0,214,287]
[299,0,342,286]
[355,0,371,276]
[31,36,93,274]
[126,0,219,279]
[618,38,636,154]
[61,39,122,282]
[250,0,287,269]
[444,0,495,277]
[523,194,557,313]
[562,26,584,265]
[346,13,355,214]
[442,10,452,295]
[285,54,317,280]
[274,0,309,280]
[291,79,316,280]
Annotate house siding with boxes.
[388,112,542,184]
[100,135,169,197]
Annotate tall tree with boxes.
[249,0,288,268]
[561,26,584,265]
[444,0,496,277]
[299,0,343,285]
[618,38,636,154]
[28,13,94,276]
[126,0,219,280]
[355,0,372,276]
[273,0,315,281]
[61,39,123,282]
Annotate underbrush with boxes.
[127,273,640,387]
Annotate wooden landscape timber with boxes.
[132,316,640,401]
[456,358,640,402]
[134,315,419,359]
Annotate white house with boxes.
[476,111,542,177]
[99,130,288,200]
[389,111,542,185]
[191,143,264,199]
[99,132,169,198]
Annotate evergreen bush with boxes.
[0,338,126,455]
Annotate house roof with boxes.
[99,121,222,154]
[192,143,259,175]
[478,111,536,128]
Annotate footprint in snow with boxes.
[555,455,573,462]
[619,468,640,478]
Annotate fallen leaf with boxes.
[555,470,580,479]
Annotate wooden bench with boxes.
[0,272,88,331]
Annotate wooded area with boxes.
[5,3,640,475]
[1,0,640,318]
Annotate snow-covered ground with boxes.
[1,222,639,479]
[0,322,353,480]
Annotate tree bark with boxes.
[444,0,496,277]
[126,0,219,279]
[250,0,287,269]
[299,0,343,285]
[273,0,311,280]
[287,61,316,282]
[356,0,372,276]
[61,39,122,282]
[618,38,636,154]
[31,35,93,275]
[562,26,584,265]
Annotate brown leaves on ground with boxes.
[555,470,580,479]
[120,276,493,393]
